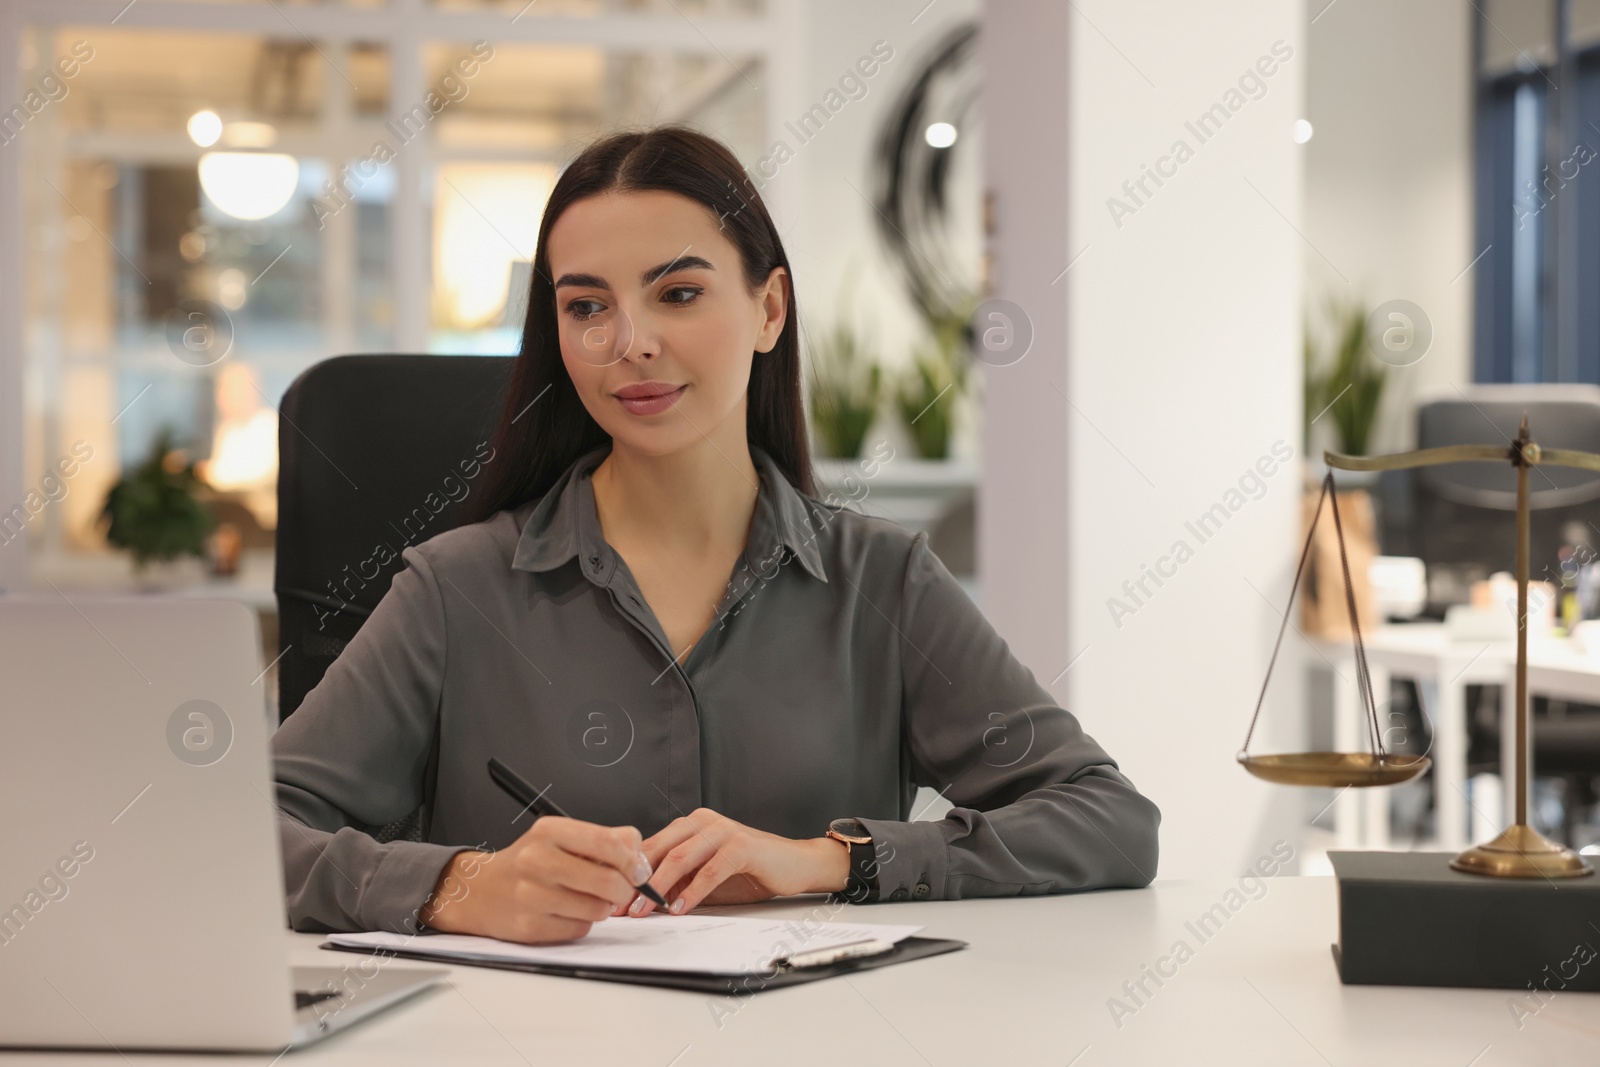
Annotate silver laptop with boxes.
[0,596,445,1052]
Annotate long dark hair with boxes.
[464,125,814,525]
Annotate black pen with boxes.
[485,757,669,909]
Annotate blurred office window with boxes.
[431,161,553,353]
[12,3,773,576]
[421,41,763,353]
[1475,0,1600,384]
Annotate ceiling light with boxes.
[198,152,300,221]
[187,109,222,148]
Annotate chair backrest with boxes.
[1377,383,1600,575]
[274,354,513,722]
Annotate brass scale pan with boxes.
[1237,441,1600,789]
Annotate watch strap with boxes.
[830,818,880,903]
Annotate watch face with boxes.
[829,818,871,844]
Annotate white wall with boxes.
[984,0,1308,879]
[1302,0,1474,453]
[772,0,984,461]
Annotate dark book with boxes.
[1329,850,1600,994]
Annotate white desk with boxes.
[25,548,277,611]
[5,879,1596,1066]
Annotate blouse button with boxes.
[889,887,909,902]
[913,883,930,899]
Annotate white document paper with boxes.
[327,913,924,976]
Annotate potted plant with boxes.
[101,425,214,576]
[895,340,959,460]
[808,317,883,460]
[895,292,980,460]
[1305,297,1387,461]
[1301,297,1387,638]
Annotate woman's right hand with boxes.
[418,817,653,944]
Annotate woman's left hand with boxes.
[616,808,850,917]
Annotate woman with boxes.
[272,125,1160,946]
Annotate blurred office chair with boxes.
[1373,384,1600,843]
[274,354,513,724]
[1375,383,1600,587]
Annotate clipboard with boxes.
[320,934,967,995]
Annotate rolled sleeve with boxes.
[849,532,1161,903]
[272,546,467,933]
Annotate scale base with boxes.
[1330,850,1600,990]
[1450,823,1594,879]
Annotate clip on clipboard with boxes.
[776,936,895,969]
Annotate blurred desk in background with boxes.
[1312,623,1513,850]
[1315,621,1600,851]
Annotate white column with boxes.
[983,0,1306,878]
[978,1,1070,677]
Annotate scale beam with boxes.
[1327,442,1600,474]
[1325,445,1512,471]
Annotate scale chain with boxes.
[1241,471,1385,759]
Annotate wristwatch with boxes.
[826,817,878,903]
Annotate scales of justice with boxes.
[1240,413,1594,880]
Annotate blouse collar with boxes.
[510,441,828,585]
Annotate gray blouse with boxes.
[272,442,1161,934]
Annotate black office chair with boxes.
[274,354,514,724]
